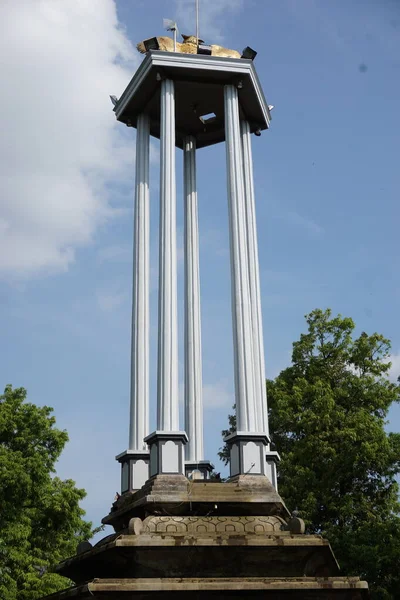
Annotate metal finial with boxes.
[163,18,179,52]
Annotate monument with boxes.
[39,19,369,600]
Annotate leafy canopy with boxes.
[219,309,400,599]
[0,385,97,600]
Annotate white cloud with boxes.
[347,353,400,383]
[203,380,233,409]
[174,0,244,42]
[0,0,138,277]
[388,353,400,383]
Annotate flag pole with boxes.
[196,0,199,44]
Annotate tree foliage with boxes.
[219,309,400,599]
[0,385,97,600]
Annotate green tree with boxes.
[0,385,98,600]
[219,309,400,599]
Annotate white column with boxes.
[157,78,179,431]
[145,78,187,479]
[183,136,203,462]
[224,85,257,433]
[240,120,269,437]
[129,112,150,451]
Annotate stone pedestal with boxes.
[266,449,280,491]
[144,431,188,477]
[116,450,150,493]
[225,431,270,478]
[185,460,214,480]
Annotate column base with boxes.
[144,431,188,477]
[116,450,150,494]
[185,460,215,480]
[266,450,280,491]
[224,431,270,478]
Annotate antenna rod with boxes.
[196,0,199,44]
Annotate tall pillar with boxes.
[157,78,179,433]
[241,120,280,488]
[183,136,213,480]
[145,79,187,476]
[183,136,202,461]
[223,85,269,478]
[240,120,268,435]
[116,113,150,493]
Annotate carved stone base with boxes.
[42,491,367,599]
[138,514,288,535]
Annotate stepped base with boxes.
[102,475,290,532]
[56,523,339,583]
[39,477,368,599]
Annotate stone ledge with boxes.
[90,577,369,591]
[56,532,340,583]
[39,577,369,599]
[112,534,329,547]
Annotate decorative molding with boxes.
[128,515,288,536]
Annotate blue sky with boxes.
[1,0,399,537]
